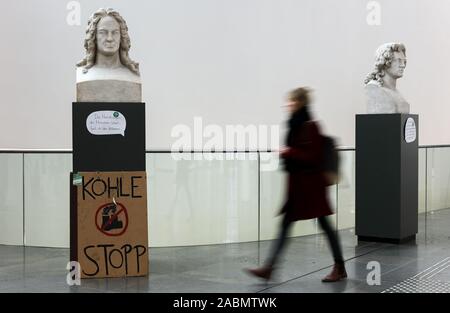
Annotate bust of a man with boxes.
[364,43,410,114]
[76,8,141,102]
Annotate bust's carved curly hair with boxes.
[364,43,406,86]
[77,8,140,75]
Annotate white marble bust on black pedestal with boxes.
[76,8,141,102]
[364,43,410,114]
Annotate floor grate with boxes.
[382,257,450,293]
[382,277,450,293]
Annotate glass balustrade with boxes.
[0,147,449,247]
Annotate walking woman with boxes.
[246,87,347,282]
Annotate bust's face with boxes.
[385,51,407,79]
[96,16,121,57]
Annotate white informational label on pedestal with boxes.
[404,117,416,143]
[86,111,127,136]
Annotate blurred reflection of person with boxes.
[246,87,347,282]
[169,158,194,218]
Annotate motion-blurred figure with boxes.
[246,87,347,282]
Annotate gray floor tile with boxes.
[1,209,450,292]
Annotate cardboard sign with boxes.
[70,171,148,278]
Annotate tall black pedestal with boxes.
[71,101,149,278]
[356,114,418,243]
[72,102,145,172]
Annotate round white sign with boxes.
[404,118,416,143]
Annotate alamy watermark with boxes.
[66,261,81,286]
[366,261,381,285]
[171,117,280,171]
[66,1,81,26]
[366,1,381,26]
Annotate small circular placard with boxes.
[404,118,416,143]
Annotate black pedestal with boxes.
[72,102,145,172]
[355,114,418,243]
[71,102,149,278]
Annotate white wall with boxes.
[1,0,450,150]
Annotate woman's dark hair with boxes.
[288,87,311,106]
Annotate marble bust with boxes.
[364,43,410,114]
[76,8,141,102]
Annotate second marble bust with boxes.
[76,8,141,102]
[364,43,409,114]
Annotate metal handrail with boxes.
[1,145,449,154]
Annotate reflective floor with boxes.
[1,209,449,293]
